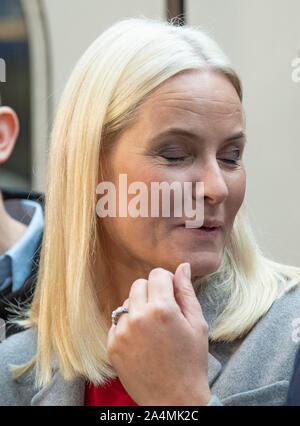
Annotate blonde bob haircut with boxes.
[13,17,300,388]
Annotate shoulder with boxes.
[209,282,300,404]
[244,282,300,378]
[220,282,300,379]
[252,281,300,345]
[0,327,37,406]
[0,326,37,363]
[264,280,300,340]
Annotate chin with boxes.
[189,251,223,279]
[161,248,223,278]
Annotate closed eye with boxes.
[161,155,186,162]
[219,148,242,165]
[221,159,239,165]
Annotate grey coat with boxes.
[1,283,300,406]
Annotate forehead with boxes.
[134,70,243,138]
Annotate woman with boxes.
[1,17,300,406]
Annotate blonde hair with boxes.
[12,17,300,388]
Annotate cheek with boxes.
[103,163,164,236]
[226,170,246,224]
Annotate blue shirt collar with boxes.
[0,199,44,292]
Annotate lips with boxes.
[198,226,218,231]
[179,219,223,229]
[179,224,221,232]
[178,223,221,239]
[201,219,224,228]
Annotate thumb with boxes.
[173,262,205,326]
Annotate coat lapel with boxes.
[208,352,222,386]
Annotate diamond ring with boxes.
[111,306,129,325]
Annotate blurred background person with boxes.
[0,102,44,339]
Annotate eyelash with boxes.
[222,149,241,165]
[221,159,239,165]
[161,153,241,165]
[161,156,186,162]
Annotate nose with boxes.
[193,160,229,205]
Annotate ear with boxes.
[0,107,19,164]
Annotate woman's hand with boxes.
[107,263,211,406]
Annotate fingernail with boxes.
[182,263,191,280]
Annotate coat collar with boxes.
[30,354,222,406]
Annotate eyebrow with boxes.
[149,128,247,145]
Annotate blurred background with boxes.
[0,0,299,266]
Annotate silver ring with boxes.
[112,306,129,325]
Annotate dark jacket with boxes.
[286,344,300,405]
[0,188,44,338]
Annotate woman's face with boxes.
[100,70,246,279]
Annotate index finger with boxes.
[147,267,176,305]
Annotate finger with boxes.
[109,298,130,329]
[115,297,130,324]
[147,267,176,305]
[107,298,130,352]
[128,278,148,315]
[107,321,116,352]
[123,298,130,309]
[173,263,206,326]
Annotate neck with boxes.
[0,192,27,256]
[96,236,154,327]
[98,260,152,328]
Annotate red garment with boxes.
[84,377,138,406]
